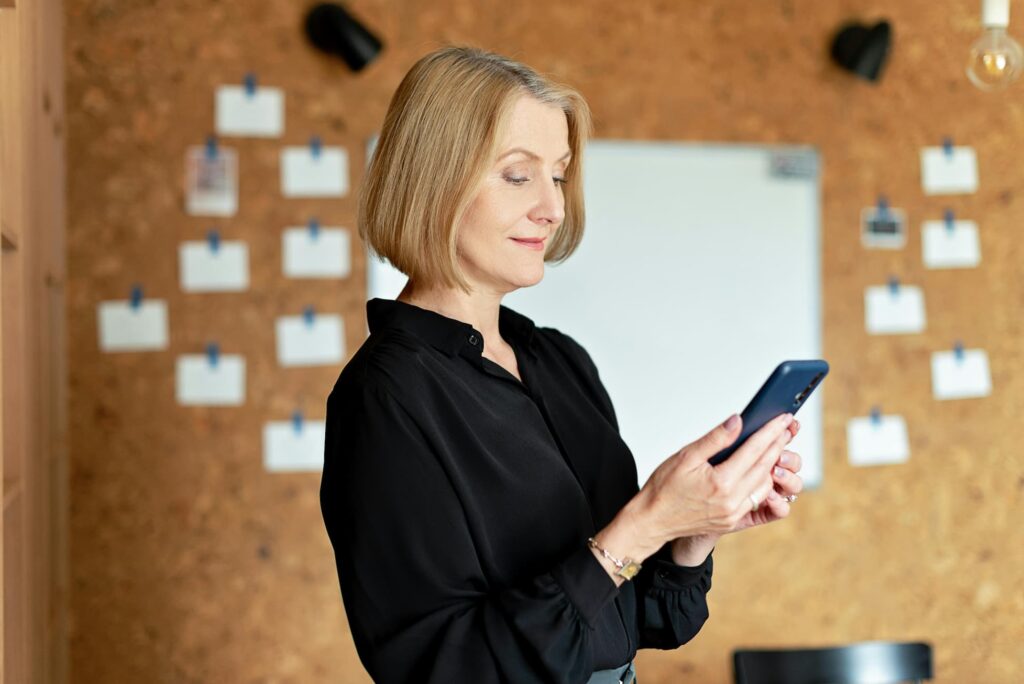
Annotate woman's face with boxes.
[455,95,570,295]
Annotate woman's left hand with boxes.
[669,419,804,566]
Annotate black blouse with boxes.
[320,298,712,684]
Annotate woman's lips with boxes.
[510,237,545,251]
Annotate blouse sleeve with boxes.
[545,329,715,649]
[320,381,620,684]
[634,546,713,649]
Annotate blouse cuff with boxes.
[551,543,620,627]
[647,549,714,591]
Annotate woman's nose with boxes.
[529,178,565,225]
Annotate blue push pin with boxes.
[888,275,900,296]
[870,406,882,426]
[303,305,315,326]
[308,217,320,240]
[310,135,322,160]
[292,409,304,435]
[206,342,220,368]
[942,136,954,159]
[953,340,965,362]
[130,284,143,311]
[244,72,257,97]
[944,209,955,234]
[205,134,218,160]
[207,229,221,253]
[876,194,889,218]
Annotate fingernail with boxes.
[779,452,792,466]
[773,466,786,478]
[724,414,740,431]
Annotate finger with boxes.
[726,424,792,503]
[787,419,800,439]
[775,450,802,474]
[734,430,791,500]
[746,418,795,478]
[746,478,778,514]
[686,413,743,465]
[762,490,791,519]
[716,413,792,481]
[772,470,804,497]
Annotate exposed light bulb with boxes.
[967,0,1024,91]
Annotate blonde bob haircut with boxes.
[358,46,592,293]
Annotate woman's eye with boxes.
[554,177,567,186]
[504,174,529,185]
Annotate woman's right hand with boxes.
[637,413,794,544]
[643,411,794,540]
[590,413,796,583]
[598,413,792,560]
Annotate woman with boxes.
[320,46,804,684]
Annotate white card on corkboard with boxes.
[263,419,325,472]
[175,354,246,406]
[215,84,284,138]
[283,225,351,278]
[179,239,250,292]
[847,413,910,466]
[920,145,978,195]
[98,298,169,352]
[922,219,980,269]
[931,347,992,400]
[280,142,348,197]
[865,283,926,334]
[275,311,345,367]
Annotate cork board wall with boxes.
[65,0,1024,682]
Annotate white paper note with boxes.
[280,146,348,197]
[179,240,250,292]
[215,85,284,137]
[263,420,326,471]
[283,227,351,278]
[275,313,345,366]
[865,285,926,334]
[847,414,910,466]
[185,146,238,216]
[920,146,979,195]
[98,299,169,352]
[931,348,992,400]
[175,354,246,405]
[922,220,981,269]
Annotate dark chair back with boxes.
[733,641,933,684]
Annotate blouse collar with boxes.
[366,298,537,359]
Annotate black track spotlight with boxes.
[830,20,892,82]
[304,3,383,72]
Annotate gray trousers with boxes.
[586,661,636,684]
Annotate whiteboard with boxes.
[367,140,823,488]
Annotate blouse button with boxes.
[468,334,479,346]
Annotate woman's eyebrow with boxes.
[496,147,573,162]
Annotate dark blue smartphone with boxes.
[708,359,829,466]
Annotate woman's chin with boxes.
[511,266,545,289]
